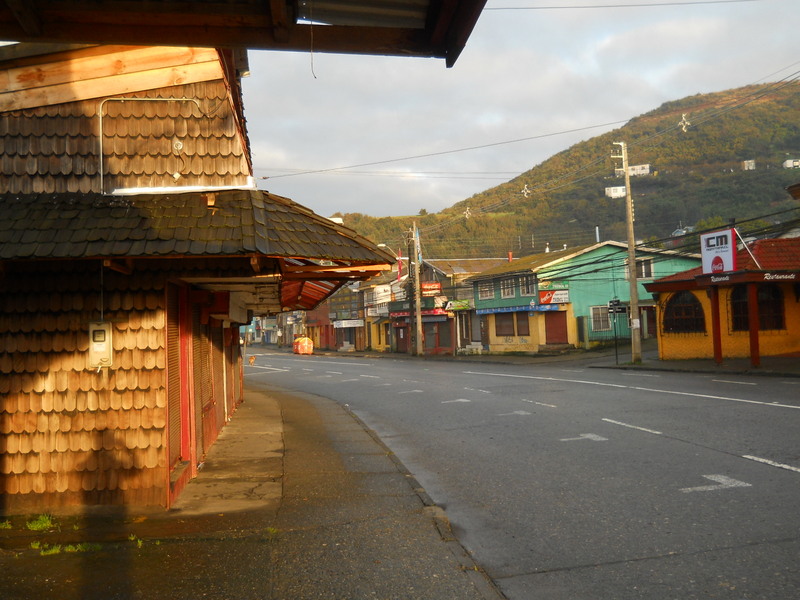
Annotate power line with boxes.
[256,120,627,180]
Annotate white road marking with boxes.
[442,399,472,404]
[245,368,289,375]
[398,390,424,395]
[560,433,608,442]
[271,357,371,367]
[561,369,584,373]
[602,418,662,435]
[462,370,800,410]
[620,372,660,377]
[680,474,751,493]
[326,371,343,375]
[375,383,393,387]
[712,379,756,386]
[360,374,380,378]
[498,410,531,416]
[302,368,313,372]
[742,455,800,474]
[246,366,289,372]
[339,379,360,383]
[522,399,557,408]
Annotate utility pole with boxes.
[412,222,424,356]
[612,141,642,364]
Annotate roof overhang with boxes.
[0,1,487,67]
[183,257,390,315]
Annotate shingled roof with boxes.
[0,189,394,312]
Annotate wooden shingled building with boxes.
[0,44,394,510]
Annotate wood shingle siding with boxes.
[0,261,168,509]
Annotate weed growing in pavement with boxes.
[128,534,144,548]
[0,520,11,529]
[26,514,58,532]
[39,544,62,556]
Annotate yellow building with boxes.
[646,238,800,365]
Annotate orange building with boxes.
[646,238,800,366]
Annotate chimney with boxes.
[545,243,550,253]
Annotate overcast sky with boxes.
[241,0,800,219]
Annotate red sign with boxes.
[421,282,442,297]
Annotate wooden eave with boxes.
[0,1,487,67]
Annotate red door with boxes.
[544,311,568,344]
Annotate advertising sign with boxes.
[700,228,737,274]
[539,290,569,304]
[421,282,442,296]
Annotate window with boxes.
[731,284,785,331]
[663,291,705,333]
[520,275,536,296]
[478,282,494,300]
[500,278,516,298]
[591,306,611,332]
[515,312,530,336]
[626,258,653,279]
[495,313,515,336]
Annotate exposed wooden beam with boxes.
[0,19,437,60]
[103,258,133,274]
[3,0,42,35]
[0,58,223,112]
[268,0,291,43]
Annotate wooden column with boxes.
[709,286,723,365]
[747,283,761,367]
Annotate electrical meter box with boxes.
[88,322,113,368]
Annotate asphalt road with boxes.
[246,350,800,599]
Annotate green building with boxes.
[467,241,701,353]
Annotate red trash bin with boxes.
[293,336,314,355]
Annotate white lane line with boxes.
[522,399,557,408]
[269,357,372,367]
[712,379,756,386]
[498,410,531,416]
[462,370,800,410]
[602,418,662,435]
[628,385,800,410]
[620,372,660,378]
[464,370,627,388]
[560,433,608,442]
[302,368,313,372]
[246,366,289,372]
[339,378,359,383]
[360,374,380,378]
[326,371,342,375]
[680,474,751,493]
[398,390,423,395]
[442,399,472,404]
[374,383,393,387]
[742,455,800,474]
[245,369,289,375]
[561,369,584,373]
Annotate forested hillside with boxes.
[332,82,800,258]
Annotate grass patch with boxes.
[39,544,62,556]
[26,514,57,532]
[0,520,11,529]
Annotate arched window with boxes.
[731,284,785,331]
[663,290,705,333]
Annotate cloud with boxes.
[242,0,800,218]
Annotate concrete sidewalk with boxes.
[0,387,502,599]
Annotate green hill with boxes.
[333,82,800,258]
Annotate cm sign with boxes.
[700,228,738,274]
